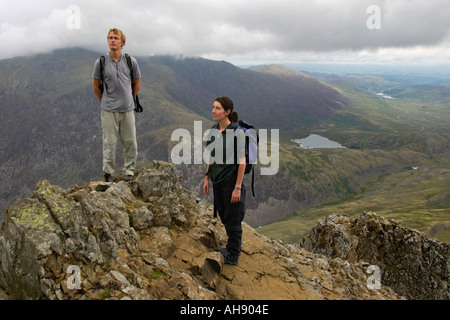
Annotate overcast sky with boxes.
[1,0,449,66]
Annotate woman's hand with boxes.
[203,178,210,196]
[231,188,241,204]
[231,161,245,204]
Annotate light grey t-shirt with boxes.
[92,53,141,112]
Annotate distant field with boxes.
[259,164,450,244]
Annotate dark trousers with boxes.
[213,181,246,257]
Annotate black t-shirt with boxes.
[206,122,246,185]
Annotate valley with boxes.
[257,72,450,244]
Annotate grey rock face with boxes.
[302,212,450,300]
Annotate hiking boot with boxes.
[224,254,239,265]
[217,247,242,258]
[217,247,228,257]
[104,173,112,182]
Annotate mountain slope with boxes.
[0,48,353,219]
[148,56,352,129]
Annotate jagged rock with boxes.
[128,205,154,231]
[191,252,224,290]
[0,161,404,300]
[302,212,450,300]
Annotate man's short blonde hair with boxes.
[107,28,126,47]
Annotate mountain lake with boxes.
[291,134,346,149]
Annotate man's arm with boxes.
[133,78,141,97]
[93,79,103,102]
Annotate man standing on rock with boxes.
[92,28,141,182]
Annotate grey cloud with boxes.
[227,0,450,52]
[1,0,449,62]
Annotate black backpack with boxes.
[99,54,143,113]
[233,120,259,196]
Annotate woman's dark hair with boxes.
[215,96,238,122]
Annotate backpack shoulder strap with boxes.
[123,54,143,113]
[99,56,105,78]
[232,122,243,135]
[99,56,106,92]
[125,53,134,80]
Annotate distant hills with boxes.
[0,48,351,218]
[147,55,352,129]
[386,84,450,104]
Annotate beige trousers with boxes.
[101,110,137,176]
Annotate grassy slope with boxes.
[259,166,450,243]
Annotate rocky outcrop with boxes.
[0,161,404,300]
[302,213,450,300]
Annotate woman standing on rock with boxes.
[203,96,246,265]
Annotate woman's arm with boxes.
[203,162,210,196]
[231,158,246,203]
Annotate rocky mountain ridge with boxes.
[302,213,449,300]
[0,161,447,300]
